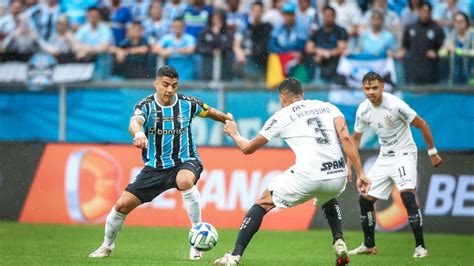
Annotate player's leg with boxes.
[349,158,393,255]
[175,160,204,260]
[400,189,427,257]
[214,190,274,265]
[89,191,141,257]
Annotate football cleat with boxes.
[413,245,428,258]
[213,253,241,265]
[88,243,114,258]
[334,239,350,265]
[348,243,377,255]
[189,246,204,260]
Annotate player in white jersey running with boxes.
[347,72,443,258]
[214,78,371,266]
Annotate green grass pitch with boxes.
[0,222,472,265]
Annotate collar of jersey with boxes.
[154,93,178,108]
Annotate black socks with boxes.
[359,195,376,248]
[232,204,267,256]
[321,198,344,244]
[401,191,425,248]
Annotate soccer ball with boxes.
[188,222,218,251]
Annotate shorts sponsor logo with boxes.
[320,157,345,174]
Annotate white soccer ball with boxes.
[188,222,219,251]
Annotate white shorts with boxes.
[268,169,347,209]
[367,153,418,200]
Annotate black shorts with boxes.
[125,160,203,203]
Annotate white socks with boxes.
[182,186,202,227]
[103,207,126,247]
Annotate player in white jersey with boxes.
[347,72,443,259]
[214,78,371,266]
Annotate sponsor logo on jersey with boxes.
[265,119,277,131]
[148,127,188,135]
[320,157,346,175]
[398,109,410,120]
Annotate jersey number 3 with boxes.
[307,118,330,145]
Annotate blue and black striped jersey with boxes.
[132,93,209,169]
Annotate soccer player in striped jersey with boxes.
[89,65,233,260]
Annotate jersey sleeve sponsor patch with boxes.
[178,94,209,118]
[259,114,282,140]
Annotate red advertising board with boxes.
[20,144,316,230]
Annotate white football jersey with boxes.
[354,92,417,156]
[259,99,347,181]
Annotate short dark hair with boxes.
[362,71,384,84]
[131,20,142,27]
[455,11,470,26]
[279,77,303,95]
[253,1,264,8]
[323,6,336,15]
[157,65,179,79]
[421,2,432,11]
[87,6,100,13]
[173,16,185,23]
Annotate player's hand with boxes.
[226,112,234,121]
[357,173,371,196]
[430,154,443,167]
[224,120,238,137]
[133,131,148,149]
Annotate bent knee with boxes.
[115,198,137,214]
[176,176,195,191]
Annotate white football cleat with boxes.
[333,239,350,265]
[213,253,241,265]
[89,243,114,258]
[189,246,204,260]
[348,243,377,255]
[413,245,428,258]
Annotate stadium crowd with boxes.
[0,0,472,85]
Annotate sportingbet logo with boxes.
[320,158,345,173]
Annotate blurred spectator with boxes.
[111,21,150,79]
[1,14,39,60]
[154,17,196,81]
[398,2,445,85]
[330,0,362,39]
[296,0,318,38]
[109,0,133,45]
[440,12,474,84]
[360,0,401,36]
[61,0,98,31]
[142,2,169,45]
[355,10,397,57]
[233,1,272,79]
[131,0,151,22]
[23,0,41,32]
[262,0,284,29]
[268,3,306,54]
[305,6,348,82]
[433,0,469,34]
[36,0,61,41]
[75,7,113,61]
[197,9,234,80]
[39,15,77,61]
[163,0,187,24]
[183,0,213,39]
[401,0,422,26]
[0,1,23,43]
[226,0,248,33]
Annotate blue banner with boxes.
[0,89,472,150]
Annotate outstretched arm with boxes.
[203,107,234,123]
[224,120,268,155]
[411,116,443,167]
[334,116,370,195]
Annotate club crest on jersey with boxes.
[384,115,394,127]
[152,116,160,123]
[177,114,185,123]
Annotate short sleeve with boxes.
[258,114,282,141]
[329,104,344,118]
[132,101,148,126]
[354,106,367,133]
[395,99,417,123]
[186,96,209,118]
